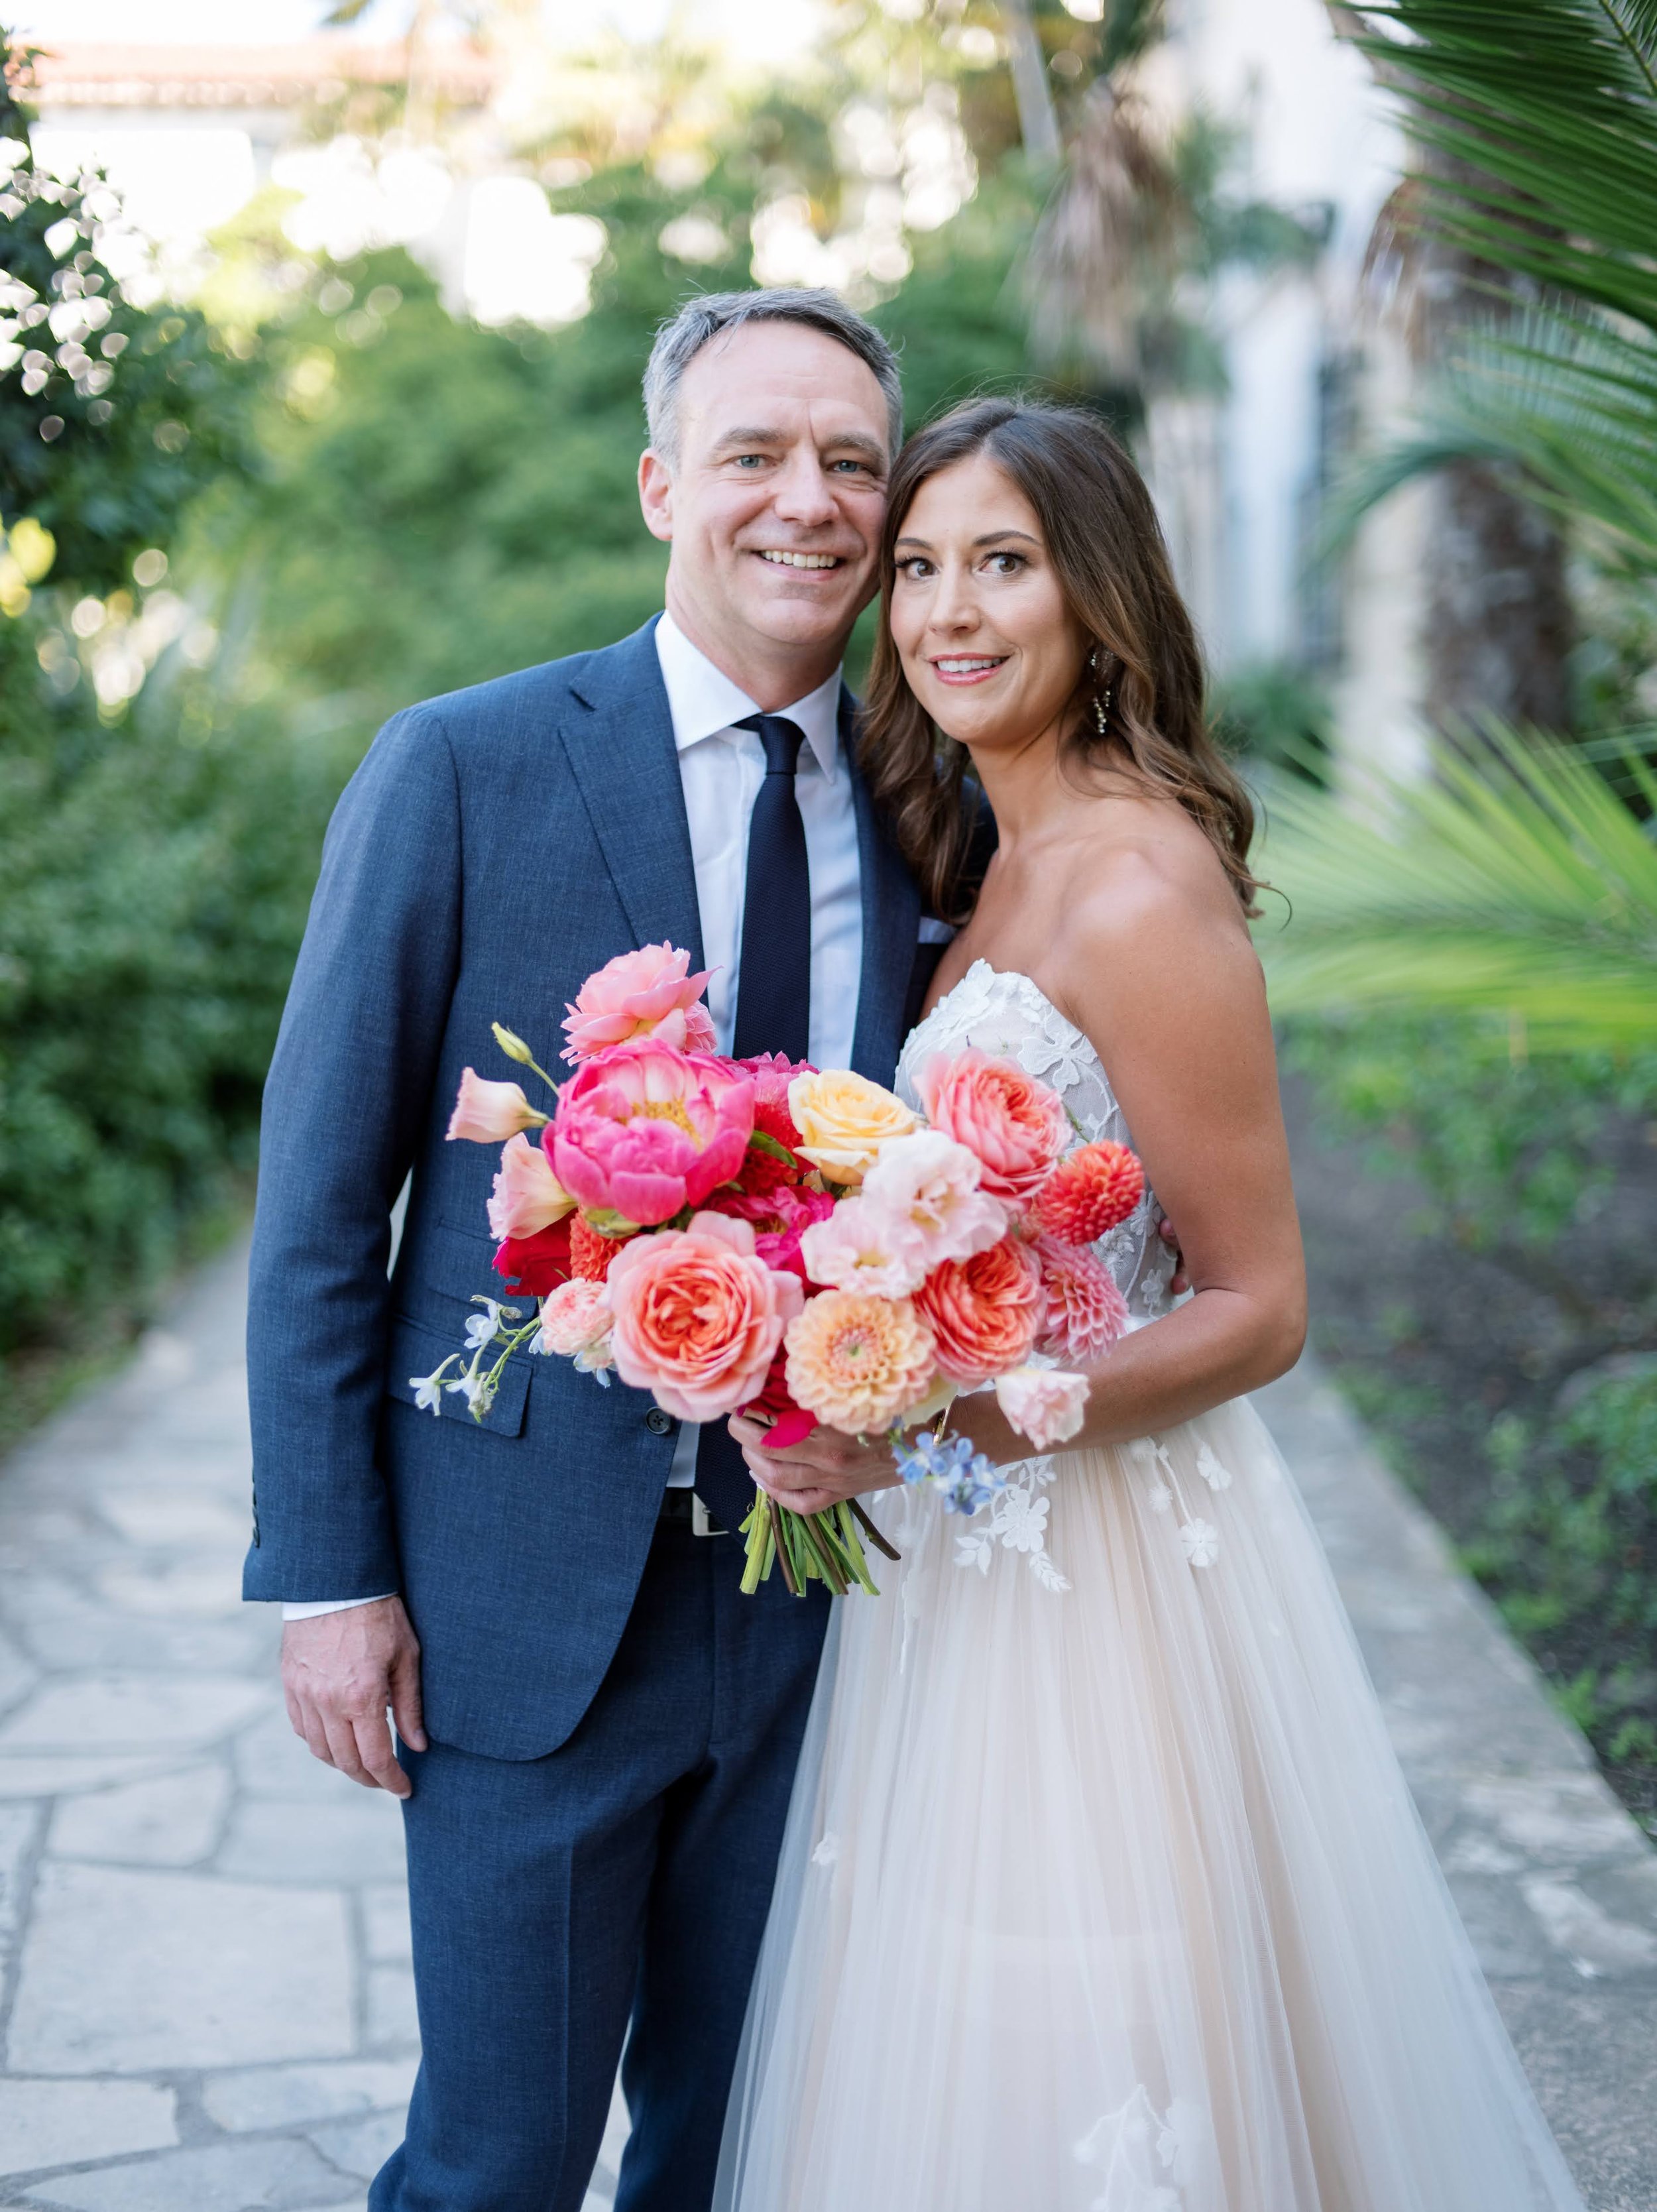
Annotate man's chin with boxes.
[738,586,866,652]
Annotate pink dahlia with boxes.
[1033,1235,1129,1362]
[549,1037,754,1229]
[917,1049,1067,1204]
[561,943,716,1065]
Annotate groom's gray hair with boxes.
[644,288,903,469]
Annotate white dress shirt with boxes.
[282,612,864,1615]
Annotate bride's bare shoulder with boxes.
[1065,792,1253,954]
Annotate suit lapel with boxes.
[557,620,705,970]
[844,687,921,1083]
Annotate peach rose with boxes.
[447,1068,543,1144]
[995,1366,1089,1450]
[784,1291,937,1434]
[606,1211,803,1423]
[912,1234,1043,1383]
[561,943,716,1064]
[787,1069,919,1187]
[487,1133,576,1242]
[917,1049,1067,1203]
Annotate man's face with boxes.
[638,319,890,675]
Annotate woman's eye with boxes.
[984,551,1026,575]
[895,557,935,579]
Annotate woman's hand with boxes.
[726,1414,903,1517]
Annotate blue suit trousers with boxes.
[369,1517,829,2212]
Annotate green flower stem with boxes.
[796,1510,850,1597]
[848,1496,901,1561]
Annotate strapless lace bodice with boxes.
[896,959,1175,1322]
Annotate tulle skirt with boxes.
[714,1393,1584,2212]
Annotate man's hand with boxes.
[281,1596,428,1798]
[1158,1214,1190,1297]
[728,1415,900,1519]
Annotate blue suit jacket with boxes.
[243,620,924,1758]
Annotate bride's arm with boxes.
[960,852,1306,1461]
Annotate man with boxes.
[245,290,940,2212]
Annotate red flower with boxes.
[732,1053,815,1193]
[741,1346,819,1448]
[1029,1139,1145,1246]
[494,1217,573,1295]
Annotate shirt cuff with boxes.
[281,1595,396,1621]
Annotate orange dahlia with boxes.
[784,1291,936,1434]
[570,1214,629,1281]
[1029,1139,1144,1246]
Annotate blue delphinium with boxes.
[892,1428,1006,1517]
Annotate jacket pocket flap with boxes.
[386,1314,532,1439]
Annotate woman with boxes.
[716,398,1584,2211]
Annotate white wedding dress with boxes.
[713,961,1585,2212]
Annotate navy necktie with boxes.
[695,711,813,1533]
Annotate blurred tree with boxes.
[0,36,257,597]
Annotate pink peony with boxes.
[607,1211,803,1423]
[536,1277,613,1358]
[860,1130,1007,1271]
[995,1365,1090,1450]
[917,1050,1067,1204]
[447,1068,543,1144]
[561,943,716,1065]
[799,1193,929,1299]
[1033,1235,1129,1362]
[487,1133,575,1242]
[912,1234,1043,1383]
[713,1184,836,1281]
[550,1038,754,1229]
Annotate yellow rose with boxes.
[787,1069,920,1187]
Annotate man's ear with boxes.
[638,450,674,544]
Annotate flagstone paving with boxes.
[0,1240,1650,2209]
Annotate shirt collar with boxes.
[654,611,842,782]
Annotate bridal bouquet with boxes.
[435,943,1145,1597]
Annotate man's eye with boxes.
[733,454,766,468]
[830,457,869,474]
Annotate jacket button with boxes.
[644,1408,674,1436]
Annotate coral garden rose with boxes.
[447,1069,543,1144]
[799,1193,929,1299]
[536,1277,613,1359]
[606,1212,803,1423]
[487,1133,575,1242]
[1033,1236,1130,1363]
[917,1049,1067,1204]
[551,1038,754,1229]
[784,1291,937,1435]
[493,1217,573,1296]
[995,1365,1089,1450]
[787,1070,919,1187]
[561,943,716,1064]
[912,1234,1043,1384]
[859,1130,1007,1270]
[1029,1138,1145,1246]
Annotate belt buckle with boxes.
[691,1495,725,1539]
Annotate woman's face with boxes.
[888,452,1091,758]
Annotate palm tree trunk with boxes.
[1002,0,1062,170]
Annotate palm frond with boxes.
[1320,308,1657,571]
[1256,724,1657,1052]
[1345,0,1657,332]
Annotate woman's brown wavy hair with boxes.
[861,396,1259,921]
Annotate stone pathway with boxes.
[0,1240,1649,2209]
